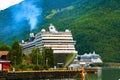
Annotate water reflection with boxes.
[85,67,102,80]
[98,67,102,80]
[85,67,120,80]
[102,67,120,80]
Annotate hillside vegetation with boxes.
[0,0,120,62]
[40,0,120,62]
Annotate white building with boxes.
[21,24,77,54]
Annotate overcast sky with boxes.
[0,0,23,11]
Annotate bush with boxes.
[33,65,44,70]
[43,65,49,70]
[18,64,28,70]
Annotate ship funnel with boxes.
[22,40,24,43]
[30,33,34,37]
[29,33,35,42]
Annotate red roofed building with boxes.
[0,51,10,71]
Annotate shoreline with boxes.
[0,68,97,80]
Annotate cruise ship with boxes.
[69,51,102,68]
[21,24,77,66]
[74,51,102,63]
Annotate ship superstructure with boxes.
[21,24,77,55]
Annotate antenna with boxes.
[49,24,58,33]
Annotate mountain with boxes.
[0,0,120,62]
[40,0,120,62]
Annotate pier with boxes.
[0,68,97,80]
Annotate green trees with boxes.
[0,43,11,51]
[30,48,43,65]
[42,47,54,67]
[0,40,55,70]
[8,40,23,66]
[26,47,54,69]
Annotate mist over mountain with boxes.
[0,0,120,62]
[0,0,43,43]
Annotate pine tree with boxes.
[8,40,23,66]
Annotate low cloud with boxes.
[0,0,23,11]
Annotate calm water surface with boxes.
[85,67,120,80]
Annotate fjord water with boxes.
[102,67,120,80]
[85,67,120,80]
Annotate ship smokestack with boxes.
[29,33,35,42]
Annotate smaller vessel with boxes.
[69,51,103,68]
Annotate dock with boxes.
[0,68,97,80]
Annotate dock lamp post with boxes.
[37,50,38,66]
[14,56,16,67]
[46,58,48,66]
[13,56,16,71]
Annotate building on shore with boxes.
[0,51,10,71]
[21,24,77,66]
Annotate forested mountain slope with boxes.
[40,0,120,62]
[0,0,120,62]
